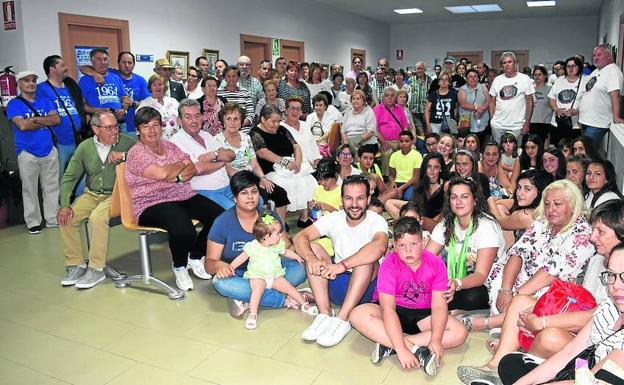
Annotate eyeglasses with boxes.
[338,152,353,158]
[600,271,624,285]
[188,74,198,78]
[287,106,302,111]
[94,124,119,132]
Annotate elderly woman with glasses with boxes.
[335,143,362,182]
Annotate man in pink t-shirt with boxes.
[349,217,468,376]
[373,87,409,175]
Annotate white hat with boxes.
[16,70,38,82]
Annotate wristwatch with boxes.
[175,174,184,183]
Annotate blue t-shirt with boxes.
[110,69,149,132]
[35,82,82,145]
[78,71,127,110]
[6,97,56,156]
[207,207,283,269]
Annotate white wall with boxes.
[0,0,26,73]
[598,0,624,48]
[16,0,389,80]
[390,15,598,70]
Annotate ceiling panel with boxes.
[304,0,602,24]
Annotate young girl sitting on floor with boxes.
[349,217,468,376]
[230,213,318,329]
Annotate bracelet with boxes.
[499,288,513,296]
[339,261,349,272]
[454,278,463,291]
[542,315,547,330]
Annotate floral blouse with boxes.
[214,132,256,172]
[487,216,595,297]
[136,96,180,140]
[202,97,224,136]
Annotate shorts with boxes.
[395,305,432,334]
[328,269,376,306]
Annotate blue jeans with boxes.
[212,258,306,308]
[582,125,609,147]
[57,143,76,181]
[198,185,235,210]
[401,185,414,200]
[328,271,376,305]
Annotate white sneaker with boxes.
[301,313,333,341]
[187,257,212,279]
[173,266,194,291]
[316,317,351,347]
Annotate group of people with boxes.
[4,43,624,383]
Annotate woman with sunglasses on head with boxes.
[495,200,624,385]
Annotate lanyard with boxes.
[447,219,473,279]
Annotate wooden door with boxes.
[351,48,366,69]
[491,50,529,72]
[281,39,305,63]
[447,51,483,66]
[59,13,130,80]
[240,34,272,78]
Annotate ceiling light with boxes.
[527,1,555,7]
[471,4,502,12]
[445,4,503,14]
[445,6,477,14]
[394,8,423,14]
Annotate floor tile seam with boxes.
[104,360,219,384]
[0,356,74,385]
[185,347,222,375]
[102,361,138,385]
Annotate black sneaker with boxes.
[415,346,437,376]
[370,343,395,364]
[28,225,42,234]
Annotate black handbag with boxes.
[555,77,582,132]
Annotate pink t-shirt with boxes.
[373,103,408,141]
[373,250,448,309]
[125,140,197,219]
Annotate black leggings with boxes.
[138,194,224,268]
[259,184,290,208]
[498,352,624,385]
[448,285,490,311]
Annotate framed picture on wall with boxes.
[202,49,219,75]
[166,50,189,79]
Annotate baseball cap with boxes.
[155,58,173,69]
[16,70,38,82]
[444,56,456,64]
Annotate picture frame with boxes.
[166,50,189,80]
[202,49,219,75]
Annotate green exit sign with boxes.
[272,39,280,56]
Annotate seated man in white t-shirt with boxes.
[489,51,535,144]
[170,99,235,209]
[294,175,389,347]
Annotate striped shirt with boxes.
[217,87,255,132]
[408,75,432,114]
[277,80,312,114]
[589,297,624,362]
[237,75,264,108]
[370,79,393,103]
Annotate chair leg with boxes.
[113,231,185,300]
[104,265,126,281]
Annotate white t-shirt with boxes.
[579,63,624,128]
[306,104,344,137]
[337,91,352,111]
[548,75,587,129]
[314,210,388,263]
[490,72,535,131]
[305,81,332,101]
[170,129,230,190]
[342,106,378,144]
[430,216,505,280]
[282,120,322,164]
[585,191,621,212]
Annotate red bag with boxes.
[518,279,597,352]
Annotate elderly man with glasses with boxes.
[57,111,136,289]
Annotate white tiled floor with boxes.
[0,224,492,385]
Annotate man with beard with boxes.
[38,55,86,176]
[489,51,535,144]
[294,175,389,347]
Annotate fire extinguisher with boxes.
[1,66,17,109]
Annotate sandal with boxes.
[486,337,500,355]
[457,314,490,332]
[300,302,318,316]
[245,313,257,330]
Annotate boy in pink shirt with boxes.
[350,217,468,376]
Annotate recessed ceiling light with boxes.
[527,1,555,7]
[471,4,502,12]
[445,6,477,14]
[394,8,423,14]
[445,4,503,14]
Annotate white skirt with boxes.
[266,171,317,212]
